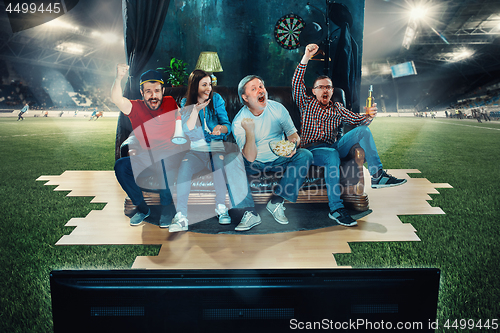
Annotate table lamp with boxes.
[194,52,223,86]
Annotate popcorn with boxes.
[270,140,296,157]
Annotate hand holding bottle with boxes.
[364,103,378,118]
[365,85,377,118]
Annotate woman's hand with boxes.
[211,125,224,135]
[194,99,211,113]
[187,99,211,130]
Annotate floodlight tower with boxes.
[403,6,428,50]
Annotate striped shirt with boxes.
[292,63,372,147]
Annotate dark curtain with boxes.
[115,0,171,160]
[330,23,359,112]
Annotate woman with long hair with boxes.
[169,70,232,232]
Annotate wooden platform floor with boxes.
[37,168,451,269]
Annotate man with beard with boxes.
[232,75,313,230]
[112,64,182,227]
[292,44,406,227]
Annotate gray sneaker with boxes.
[266,200,289,224]
[235,211,261,231]
[169,212,189,232]
[215,204,231,225]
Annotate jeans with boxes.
[223,152,255,209]
[114,152,182,207]
[244,148,313,203]
[334,126,382,176]
[176,150,227,216]
[307,125,383,212]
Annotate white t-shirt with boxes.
[232,100,297,163]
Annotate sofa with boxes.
[115,86,369,215]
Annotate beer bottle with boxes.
[366,85,374,115]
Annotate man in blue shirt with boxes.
[17,103,29,121]
[232,75,313,230]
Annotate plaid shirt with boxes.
[292,63,372,147]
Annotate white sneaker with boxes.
[215,204,231,225]
[266,200,289,224]
[234,211,261,231]
[169,212,189,232]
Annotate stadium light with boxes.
[402,1,437,49]
[101,32,119,44]
[44,19,79,32]
[55,42,84,55]
[410,6,428,21]
[91,30,119,44]
[450,48,474,62]
[494,21,500,32]
[403,22,417,49]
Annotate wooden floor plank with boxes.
[38,168,451,269]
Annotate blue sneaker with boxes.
[130,209,150,226]
[328,208,357,227]
[159,206,171,229]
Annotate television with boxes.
[50,268,440,332]
[391,61,418,78]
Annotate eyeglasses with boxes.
[313,85,333,91]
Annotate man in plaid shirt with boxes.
[292,44,406,226]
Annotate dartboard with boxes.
[274,14,305,50]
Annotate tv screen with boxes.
[391,61,418,78]
[50,268,440,332]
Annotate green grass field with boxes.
[0,116,499,332]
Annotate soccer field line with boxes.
[434,121,500,131]
[0,130,111,139]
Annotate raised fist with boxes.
[305,44,319,59]
[240,117,255,133]
[116,63,129,80]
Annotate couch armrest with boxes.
[340,143,365,196]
